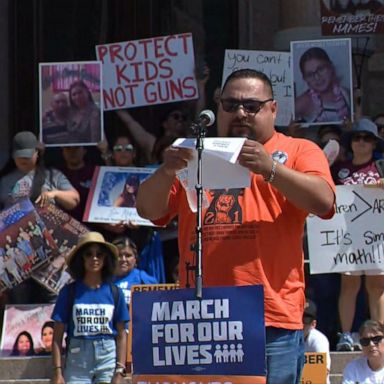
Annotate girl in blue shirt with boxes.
[51,232,129,384]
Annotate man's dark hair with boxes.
[221,69,274,98]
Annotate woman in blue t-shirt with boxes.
[51,232,129,384]
[112,236,158,307]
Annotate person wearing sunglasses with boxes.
[137,68,336,383]
[332,118,384,352]
[342,320,384,383]
[294,47,351,124]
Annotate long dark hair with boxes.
[11,331,35,356]
[68,243,117,281]
[30,148,54,202]
[68,80,95,109]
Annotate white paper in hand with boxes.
[173,137,250,189]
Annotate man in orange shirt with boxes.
[136,69,335,383]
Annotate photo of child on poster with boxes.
[291,38,353,125]
[0,199,58,293]
[83,166,156,226]
[39,61,103,146]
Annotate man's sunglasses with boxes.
[220,98,273,114]
[351,133,376,143]
[360,335,384,347]
[113,144,134,152]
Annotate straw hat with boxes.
[67,232,119,267]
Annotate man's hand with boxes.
[238,139,274,179]
[161,146,194,177]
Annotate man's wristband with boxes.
[114,366,126,376]
[53,366,62,370]
[264,160,277,183]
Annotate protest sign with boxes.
[307,185,384,274]
[83,166,156,226]
[0,304,55,357]
[302,352,328,384]
[0,199,58,293]
[31,204,89,294]
[96,33,199,110]
[320,0,384,35]
[131,285,266,384]
[127,284,179,368]
[39,61,103,146]
[222,49,292,127]
[291,38,353,125]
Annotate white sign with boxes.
[222,49,292,127]
[307,185,384,274]
[83,166,156,226]
[96,33,199,110]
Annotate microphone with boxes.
[195,109,215,127]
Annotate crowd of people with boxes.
[0,65,383,383]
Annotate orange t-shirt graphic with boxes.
[155,132,335,329]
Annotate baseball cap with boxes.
[12,131,38,159]
[303,299,317,320]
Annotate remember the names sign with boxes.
[307,185,384,274]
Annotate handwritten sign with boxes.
[96,33,199,110]
[301,352,327,384]
[222,49,292,127]
[131,286,266,383]
[307,185,384,274]
[320,0,384,35]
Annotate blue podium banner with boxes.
[132,285,266,383]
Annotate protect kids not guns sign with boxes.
[307,185,384,274]
[96,33,199,110]
[131,285,266,384]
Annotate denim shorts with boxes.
[64,338,116,384]
[265,327,305,384]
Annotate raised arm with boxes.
[136,146,193,220]
[116,109,156,158]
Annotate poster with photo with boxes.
[96,33,199,110]
[0,304,55,357]
[39,61,103,146]
[83,166,156,226]
[320,0,384,35]
[31,204,89,294]
[0,199,58,293]
[291,38,353,125]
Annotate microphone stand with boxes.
[190,120,207,299]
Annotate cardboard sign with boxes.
[39,61,103,146]
[131,285,266,383]
[307,185,384,274]
[0,304,55,356]
[0,199,58,293]
[301,352,327,384]
[96,33,199,110]
[83,166,156,226]
[222,49,292,127]
[320,0,384,35]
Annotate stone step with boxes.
[0,351,360,382]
